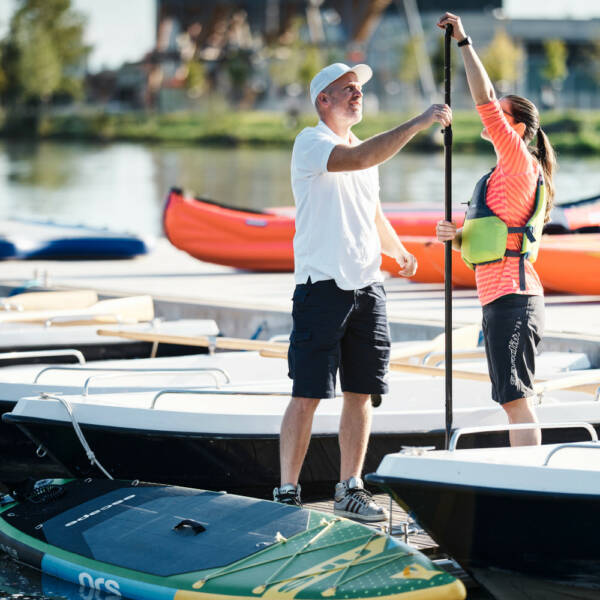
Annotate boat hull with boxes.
[4,413,599,499]
[366,473,600,588]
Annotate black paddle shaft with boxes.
[444,24,453,450]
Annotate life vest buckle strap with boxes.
[504,250,521,258]
[518,254,526,291]
[525,226,536,242]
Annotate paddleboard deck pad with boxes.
[0,479,465,600]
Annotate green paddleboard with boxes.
[0,479,465,600]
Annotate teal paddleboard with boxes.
[0,479,465,600]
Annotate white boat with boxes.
[366,422,600,597]
[0,291,219,366]
[3,349,599,499]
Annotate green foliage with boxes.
[541,39,568,84]
[0,46,7,93]
[268,17,323,94]
[298,45,322,88]
[12,108,600,154]
[431,35,459,87]
[1,0,89,103]
[398,36,420,84]
[225,49,253,91]
[582,40,600,85]
[16,25,61,101]
[481,29,524,87]
[184,60,207,98]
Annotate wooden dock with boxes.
[1,239,599,364]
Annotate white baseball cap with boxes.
[309,62,373,107]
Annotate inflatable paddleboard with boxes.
[0,479,465,600]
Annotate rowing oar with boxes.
[0,295,154,325]
[443,23,454,449]
[389,363,600,397]
[96,328,289,353]
[0,289,98,311]
[258,323,481,360]
[97,323,480,360]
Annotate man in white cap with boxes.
[274,62,451,520]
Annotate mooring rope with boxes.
[40,393,113,480]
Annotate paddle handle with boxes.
[444,23,454,449]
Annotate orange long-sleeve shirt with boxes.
[473,100,545,306]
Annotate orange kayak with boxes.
[384,233,600,294]
[164,189,600,294]
[534,233,600,294]
[164,189,294,271]
[163,188,464,271]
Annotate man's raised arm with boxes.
[327,104,452,172]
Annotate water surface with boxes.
[2,141,599,237]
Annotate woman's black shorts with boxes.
[288,278,391,399]
[482,293,545,405]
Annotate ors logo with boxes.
[78,571,121,596]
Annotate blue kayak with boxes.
[0,219,152,260]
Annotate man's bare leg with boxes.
[503,396,541,447]
[339,391,371,480]
[279,396,321,486]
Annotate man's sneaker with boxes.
[333,476,388,522]
[273,483,302,506]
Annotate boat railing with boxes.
[82,368,231,395]
[150,388,292,409]
[0,349,86,365]
[33,366,231,392]
[449,422,598,451]
[543,442,600,466]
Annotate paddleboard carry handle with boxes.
[174,519,206,535]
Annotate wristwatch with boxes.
[457,36,472,47]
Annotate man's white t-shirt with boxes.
[290,120,383,291]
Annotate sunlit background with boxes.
[1,0,600,236]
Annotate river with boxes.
[2,141,600,237]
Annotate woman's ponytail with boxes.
[533,128,556,223]
[504,94,557,223]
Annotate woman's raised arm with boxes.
[436,12,495,106]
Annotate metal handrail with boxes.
[34,365,230,387]
[82,367,230,395]
[544,442,600,466]
[151,388,292,409]
[0,349,85,364]
[449,422,598,451]
[44,314,122,327]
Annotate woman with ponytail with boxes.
[435,13,557,446]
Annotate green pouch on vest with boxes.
[461,216,508,270]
